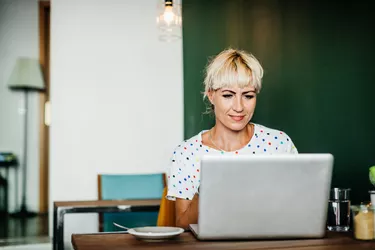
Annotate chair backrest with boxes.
[98,173,164,231]
[156,187,176,227]
[98,173,164,200]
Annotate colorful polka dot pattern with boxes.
[166,123,298,201]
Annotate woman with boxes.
[166,48,298,229]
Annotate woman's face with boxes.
[208,85,257,131]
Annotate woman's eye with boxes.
[222,94,233,98]
[245,95,255,99]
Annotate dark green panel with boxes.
[182,0,375,203]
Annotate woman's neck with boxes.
[210,123,253,152]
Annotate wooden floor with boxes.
[0,214,50,247]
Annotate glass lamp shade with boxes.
[156,0,182,42]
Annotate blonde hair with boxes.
[203,48,264,99]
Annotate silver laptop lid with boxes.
[198,154,333,239]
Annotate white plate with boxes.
[127,226,184,241]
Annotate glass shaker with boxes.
[327,188,351,232]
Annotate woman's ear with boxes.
[207,89,215,105]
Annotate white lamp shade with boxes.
[7,57,45,91]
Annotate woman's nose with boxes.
[232,96,244,112]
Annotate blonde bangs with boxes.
[211,57,254,90]
[204,48,264,97]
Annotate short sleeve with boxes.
[166,150,197,201]
[287,137,298,154]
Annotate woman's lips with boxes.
[230,115,245,121]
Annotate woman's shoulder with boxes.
[254,123,298,153]
[254,123,294,141]
[171,131,205,155]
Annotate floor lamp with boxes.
[7,57,45,217]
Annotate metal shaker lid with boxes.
[330,188,350,200]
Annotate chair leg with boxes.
[53,207,57,250]
[5,168,9,214]
[57,208,65,250]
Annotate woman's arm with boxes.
[175,194,199,229]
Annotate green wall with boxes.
[182,0,375,203]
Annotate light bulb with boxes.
[156,0,182,42]
[164,7,175,25]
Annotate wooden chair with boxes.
[156,179,176,227]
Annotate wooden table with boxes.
[72,231,375,250]
[54,199,160,250]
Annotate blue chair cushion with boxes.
[100,174,164,200]
[99,173,164,231]
[103,212,159,231]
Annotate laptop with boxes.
[189,154,334,240]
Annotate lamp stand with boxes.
[11,90,37,218]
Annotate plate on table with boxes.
[127,226,184,241]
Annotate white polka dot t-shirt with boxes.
[166,123,298,201]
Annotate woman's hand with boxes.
[175,193,199,229]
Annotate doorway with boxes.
[38,0,50,214]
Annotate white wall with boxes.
[50,0,183,247]
[0,0,40,213]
